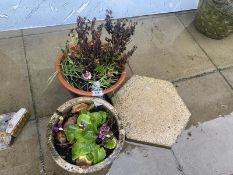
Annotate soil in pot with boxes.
[53,102,119,168]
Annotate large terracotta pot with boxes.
[47,97,125,175]
[55,52,127,96]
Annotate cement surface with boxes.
[177,11,233,69]
[0,37,34,117]
[23,31,73,118]
[107,142,183,175]
[128,14,216,82]
[221,67,233,88]
[172,114,233,175]
[0,120,41,175]
[174,72,233,127]
[0,29,21,39]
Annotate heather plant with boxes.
[51,10,137,91]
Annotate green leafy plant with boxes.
[63,110,117,166]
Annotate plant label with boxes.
[92,90,103,97]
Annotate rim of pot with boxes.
[47,97,125,174]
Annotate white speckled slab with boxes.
[112,75,191,147]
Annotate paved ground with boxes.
[173,114,233,175]
[1,11,233,174]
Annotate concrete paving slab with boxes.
[177,12,233,69]
[0,37,34,117]
[221,67,233,88]
[128,14,215,81]
[174,72,233,127]
[0,163,41,175]
[125,63,134,81]
[0,29,21,39]
[22,23,76,36]
[175,11,196,28]
[107,142,183,175]
[38,117,55,175]
[112,75,191,147]
[0,120,41,175]
[172,114,233,175]
[23,31,73,118]
[38,117,182,175]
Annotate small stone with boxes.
[63,116,76,129]
[76,155,92,167]
[71,103,88,113]
[188,132,192,137]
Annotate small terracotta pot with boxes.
[55,52,127,96]
[47,97,125,175]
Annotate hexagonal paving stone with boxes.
[112,75,191,147]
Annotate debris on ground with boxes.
[0,108,30,150]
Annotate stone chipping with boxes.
[112,75,191,147]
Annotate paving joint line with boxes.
[127,61,134,75]
[172,69,217,83]
[0,35,22,41]
[38,113,54,120]
[171,149,187,175]
[218,64,233,71]
[175,13,233,91]
[21,30,46,174]
[22,27,73,37]
[126,137,171,149]
[21,30,36,117]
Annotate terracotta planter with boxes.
[55,52,127,96]
[47,97,125,175]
